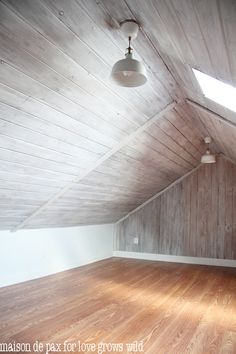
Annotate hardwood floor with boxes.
[1,258,236,353]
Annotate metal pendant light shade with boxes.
[201,149,216,164]
[110,20,147,88]
[201,137,216,164]
[111,52,147,87]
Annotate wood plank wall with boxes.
[115,156,236,259]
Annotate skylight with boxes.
[192,68,236,113]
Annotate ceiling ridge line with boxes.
[186,99,236,129]
[116,162,202,225]
[218,153,236,167]
[11,101,177,232]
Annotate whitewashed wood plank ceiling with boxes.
[0,0,236,229]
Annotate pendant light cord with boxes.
[127,36,132,54]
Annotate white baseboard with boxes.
[113,251,236,268]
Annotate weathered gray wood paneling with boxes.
[116,156,236,259]
[0,0,236,229]
[0,0,179,229]
[122,0,236,126]
[24,104,206,229]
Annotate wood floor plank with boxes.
[0,259,236,353]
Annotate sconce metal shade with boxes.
[201,149,216,164]
[201,137,216,164]
[111,52,147,87]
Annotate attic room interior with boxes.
[0,0,236,353]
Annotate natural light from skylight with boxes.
[192,68,236,113]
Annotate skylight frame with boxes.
[192,68,236,113]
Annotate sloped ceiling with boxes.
[0,0,236,230]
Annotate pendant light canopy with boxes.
[110,20,147,87]
[201,137,216,164]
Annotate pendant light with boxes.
[201,137,216,164]
[111,20,147,87]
